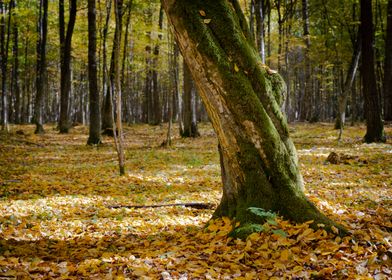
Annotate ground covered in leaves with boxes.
[0,123,391,279]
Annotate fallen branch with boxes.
[107,202,215,210]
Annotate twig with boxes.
[107,202,215,210]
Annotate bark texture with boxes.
[34,0,48,134]
[384,0,392,121]
[59,0,77,133]
[87,0,101,145]
[335,33,361,140]
[182,62,199,138]
[162,0,344,234]
[360,0,385,143]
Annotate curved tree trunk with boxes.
[162,0,345,234]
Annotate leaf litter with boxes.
[0,123,391,279]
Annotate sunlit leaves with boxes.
[0,123,391,278]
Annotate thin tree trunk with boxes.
[249,0,255,40]
[384,0,392,121]
[182,62,199,137]
[360,0,385,142]
[22,34,29,123]
[11,0,20,124]
[300,0,311,121]
[59,0,77,133]
[336,33,361,140]
[87,0,101,145]
[101,0,112,133]
[112,0,125,175]
[255,0,266,63]
[151,5,164,125]
[276,0,283,71]
[34,0,48,134]
[1,0,12,132]
[121,0,132,123]
[162,0,345,235]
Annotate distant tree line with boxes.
[0,0,390,143]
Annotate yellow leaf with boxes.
[234,64,239,72]
[244,239,252,251]
[280,249,290,262]
[204,19,211,24]
[199,10,206,16]
[331,225,339,234]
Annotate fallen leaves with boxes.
[0,123,391,278]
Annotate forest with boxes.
[0,0,391,278]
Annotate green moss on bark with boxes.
[166,0,346,236]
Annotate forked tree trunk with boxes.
[162,0,345,234]
[59,0,77,133]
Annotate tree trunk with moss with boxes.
[162,0,344,234]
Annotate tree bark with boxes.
[101,0,113,134]
[384,0,392,121]
[255,0,266,63]
[113,0,125,175]
[360,0,385,142]
[162,0,345,235]
[300,0,311,121]
[87,0,101,145]
[34,0,48,134]
[335,33,361,140]
[1,0,12,132]
[59,0,77,133]
[151,5,164,125]
[182,62,199,138]
[11,0,20,124]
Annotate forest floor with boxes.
[0,123,391,279]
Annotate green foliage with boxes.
[231,223,264,239]
[247,207,277,225]
[231,208,284,239]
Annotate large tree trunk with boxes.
[162,0,345,234]
[360,0,385,142]
[384,0,392,121]
[59,0,77,133]
[87,0,101,145]
[34,0,48,134]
